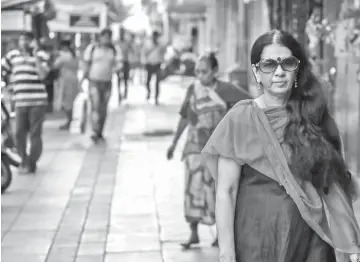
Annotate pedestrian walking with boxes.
[53,39,79,130]
[81,28,121,143]
[116,28,133,102]
[143,31,167,105]
[129,34,144,85]
[202,30,360,262]
[1,31,49,174]
[166,52,250,249]
[40,38,57,113]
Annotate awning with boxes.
[1,0,56,20]
[1,0,39,9]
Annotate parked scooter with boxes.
[1,88,21,193]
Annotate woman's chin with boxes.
[266,86,292,96]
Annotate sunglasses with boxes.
[255,56,300,73]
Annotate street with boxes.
[2,77,360,262]
[1,77,218,262]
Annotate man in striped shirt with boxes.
[1,31,50,174]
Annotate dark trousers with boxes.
[118,61,130,100]
[88,80,112,136]
[15,106,45,166]
[146,63,161,101]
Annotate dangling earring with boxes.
[257,80,262,90]
[294,79,298,88]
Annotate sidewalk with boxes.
[2,78,359,262]
[108,101,217,262]
[1,80,218,262]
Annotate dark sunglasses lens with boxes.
[282,57,299,71]
[259,59,278,73]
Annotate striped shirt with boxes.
[1,49,49,107]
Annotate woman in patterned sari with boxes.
[166,52,250,249]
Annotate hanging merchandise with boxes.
[305,1,360,54]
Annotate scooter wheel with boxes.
[1,158,12,193]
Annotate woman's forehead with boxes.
[261,44,292,59]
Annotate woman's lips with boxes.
[272,81,287,88]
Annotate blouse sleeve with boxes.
[201,103,253,181]
[179,84,194,118]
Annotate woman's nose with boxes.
[274,64,286,76]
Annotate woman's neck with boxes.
[262,92,288,108]
[206,78,217,88]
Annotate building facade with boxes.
[205,0,360,173]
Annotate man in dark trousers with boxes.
[143,31,167,105]
[40,38,57,112]
[1,31,50,174]
[116,27,133,102]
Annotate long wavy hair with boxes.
[250,30,351,194]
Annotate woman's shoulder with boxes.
[224,99,255,124]
[216,80,252,101]
[217,80,237,91]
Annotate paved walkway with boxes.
[2,77,359,262]
[1,79,218,262]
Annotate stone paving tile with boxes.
[77,242,106,256]
[1,253,46,262]
[105,252,163,262]
[80,230,108,243]
[75,255,104,262]
[162,243,218,262]
[51,230,82,247]
[44,112,125,262]
[45,250,77,262]
[46,245,78,261]
[2,231,55,255]
[109,216,158,235]
[10,212,63,231]
[106,233,161,253]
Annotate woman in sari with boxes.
[166,52,250,249]
[53,39,79,130]
[202,30,360,262]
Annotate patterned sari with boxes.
[181,80,227,225]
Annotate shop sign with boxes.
[47,3,106,33]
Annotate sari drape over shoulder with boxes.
[201,99,360,261]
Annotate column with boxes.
[216,0,226,72]
[207,0,216,51]
[236,0,248,70]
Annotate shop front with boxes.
[206,0,360,174]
